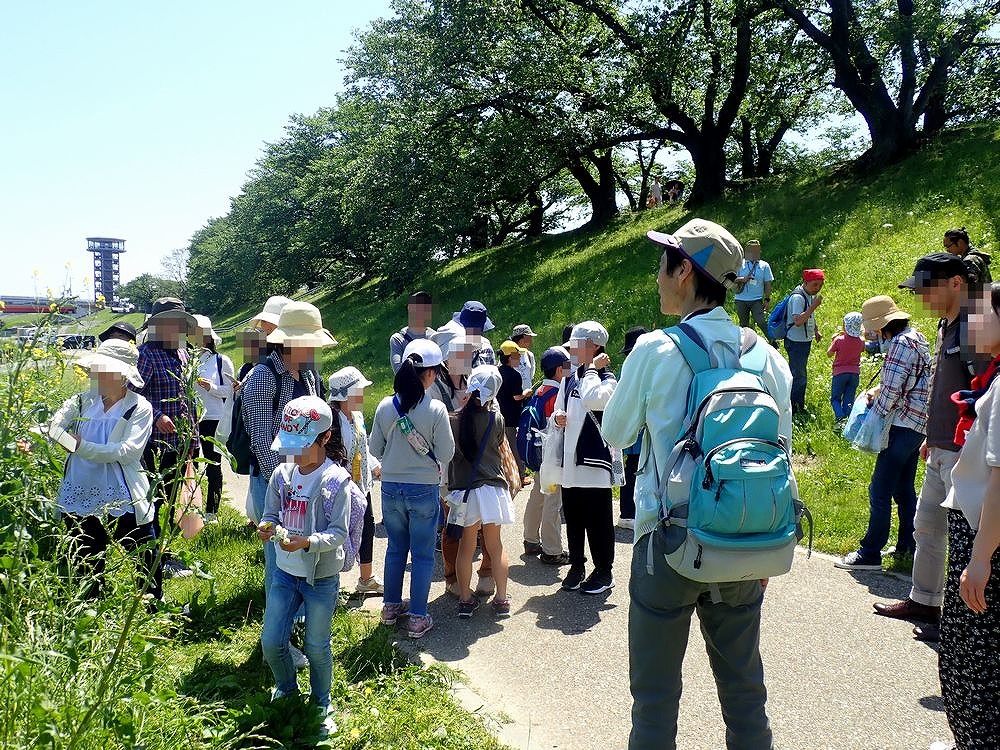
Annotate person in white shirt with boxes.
[193,315,235,522]
[511,323,538,391]
[327,366,383,596]
[733,240,775,344]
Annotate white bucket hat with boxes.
[265,301,338,347]
[466,365,502,404]
[251,295,292,329]
[192,314,222,347]
[327,366,373,402]
[79,339,144,388]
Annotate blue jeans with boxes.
[251,470,277,599]
[381,481,440,617]
[859,425,924,560]
[784,339,812,411]
[830,372,859,421]
[260,566,340,707]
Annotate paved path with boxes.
[221,463,952,749]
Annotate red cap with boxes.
[802,269,825,282]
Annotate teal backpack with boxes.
[647,323,811,583]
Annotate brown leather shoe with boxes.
[873,598,940,623]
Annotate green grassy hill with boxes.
[216,124,1000,557]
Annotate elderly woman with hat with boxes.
[192,314,235,523]
[49,339,161,599]
[836,295,931,571]
[327,366,383,596]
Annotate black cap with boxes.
[898,252,970,289]
[99,321,137,343]
[407,290,432,305]
[620,326,649,355]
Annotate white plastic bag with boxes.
[539,422,564,494]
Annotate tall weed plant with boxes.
[0,311,246,749]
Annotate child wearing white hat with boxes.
[328,366,384,596]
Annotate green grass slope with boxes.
[217,124,1000,557]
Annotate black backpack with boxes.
[227,359,280,475]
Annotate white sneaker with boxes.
[271,687,291,701]
[204,512,218,524]
[318,705,338,738]
[617,517,635,530]
[355,575,384,595]
[289,643,308,671]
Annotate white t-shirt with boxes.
[945,375,1000,529]
[733,259,774,302]
[275,459,332,577]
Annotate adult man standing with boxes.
[733,239,775,344]
[943,227,992,284]
[603,218,792,750]
[389,291,436,373]
[511,323,538,391]
[873,253,985,642]
[784,269,825,415]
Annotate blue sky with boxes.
[0,1,392,296]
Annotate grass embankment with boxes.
[214,124,999,559]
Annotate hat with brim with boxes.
[570,320,609,347]
[466,365,503,404]
[251,295,292,329]
[511,324,537,338]
[620,326,649,355]
[141,297,197,333]
[402,338,444,368]
[270,396,333,452]
[647,218,743,289]
[499,340,527,356]
[861,295,910,332]
[327,366,373,402]
[453,300,495,332]
[265,301,338,347]
[898,252,970,290]
[78,339,144,388]
[99,321,137,343]
[193,314,222,348]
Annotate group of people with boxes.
[43,218,998,748]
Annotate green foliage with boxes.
[116,273,183,311]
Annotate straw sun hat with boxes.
[265,301,337,347]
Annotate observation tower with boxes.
[86,237,125,302]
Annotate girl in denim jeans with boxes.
[257,396,352,738]
[370,339,456,638]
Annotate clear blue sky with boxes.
[0,1,392,297]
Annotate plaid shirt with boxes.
[872,327,931,434]
[133,341,198,450]
[241,351,319,480]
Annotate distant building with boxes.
[87,237,126,303]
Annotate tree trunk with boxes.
[526,191,544,237]
[739,116,757,180]
[566,151,619,228]
[685,133,727,207]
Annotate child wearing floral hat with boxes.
[827,311,866,421]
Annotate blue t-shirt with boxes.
[733,259,774,302]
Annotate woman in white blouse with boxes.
[193,315,235,522]
[49,339,159,598]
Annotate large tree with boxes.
[772,0,1000,168]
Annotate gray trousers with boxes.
[735,298,769,338]
[629,532,773,750]
[909,447,958,607]
[523,482,563,555]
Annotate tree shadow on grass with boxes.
[178,640,272,702]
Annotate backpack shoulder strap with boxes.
[216,354,223,385]
[122,403,138,421]
[258,358,281,416]
[664,323,713,374]
[738,328,769,374]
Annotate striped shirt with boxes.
[872,327,931,434]
[241,351,319,480]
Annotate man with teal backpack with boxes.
[603,218,802,750]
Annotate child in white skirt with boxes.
[446,365,513,617]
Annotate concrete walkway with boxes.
[221,463,952,750]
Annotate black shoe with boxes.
[523,541,543,556]
[580,570,615,595]
[561,565,585,591]
[540,552,571,566]
[913,623,940,643]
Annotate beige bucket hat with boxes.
[861,295,910,332]
[265,301,337,347]
[78,339,144,387]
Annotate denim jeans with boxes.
[858,425,924,560]
[784,339,812,411]
[830,372,860,421]
[381,481,440,617]
[251,470,277,599]
[260,566,340,707]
